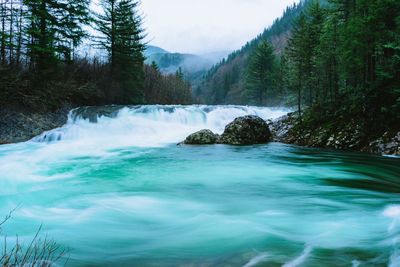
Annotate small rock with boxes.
[368,131,400,156]
[183,129,219,145]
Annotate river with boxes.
[0,105,399,266]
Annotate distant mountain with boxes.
[144,45,230,82]
[144,45,169,57]
[146,52,210,73]
[195,0,318,104]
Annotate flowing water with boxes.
[0,105,399,267]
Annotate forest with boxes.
[1,0,399,137]
[197,0,400,138]
[280,0,400,133]
[0,0,192,111]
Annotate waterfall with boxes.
[32,105,289,147]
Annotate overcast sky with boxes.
[140,0,299,55]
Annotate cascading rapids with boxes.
[32,105,289,147]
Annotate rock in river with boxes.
[219,115,272,145]
[183,129,220,145]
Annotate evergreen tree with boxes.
[150,60,159,71]
[95,0,145,103]
[305,1,325,104]
[23,0,90,72]
[286,13,309,116]
[245,40,276,105]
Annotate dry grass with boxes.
[0,209,69,267]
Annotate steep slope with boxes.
[194,1,311,105]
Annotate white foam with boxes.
[0,105,289,186]
[243,252,269,267]
[32,105,289,147]
[383,206,400,267]
[389,251,400,267]
[383,205,400,234]
[283,246,312,267]
[384,206,400,219]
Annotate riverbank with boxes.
[270,112,400,157]
[0,106,69,144]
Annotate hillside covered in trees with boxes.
[0,0,192,112]
[194,1,314,105]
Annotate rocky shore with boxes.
[181,112,399,157]
[270,113,400,157]
[0,106,69,144]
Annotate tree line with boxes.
[245,0,399,131]
[0,0,192,111]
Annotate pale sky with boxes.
[140,0,299,55]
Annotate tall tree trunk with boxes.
[333,18,339,103]
[15,7,22,68]
[298,70,302,120]
[1,2,6,66]
[28,18,34,70]
[110,0,116,78]
[38,0,48,71]
[9,0,13,66]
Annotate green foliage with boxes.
[95,0,146,104]
[283,0,400,132]
[245,40,277,105]
[144,64,192,104]
[284,1,327,115]
[23,0,90,71]
[0,0,190,111]
[195,0,399,134]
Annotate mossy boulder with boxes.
[219,115,272,145]
[183,129,220,145]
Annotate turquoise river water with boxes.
[0,105,399,267]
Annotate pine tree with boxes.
[305,1,325,105]
[316,13,340,103]
[24,0,90,72]
[286,13,309,117]
[245,40,276,105]
[95,0,145,103]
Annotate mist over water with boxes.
[0,105,399,266]
[34,105,288,147]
